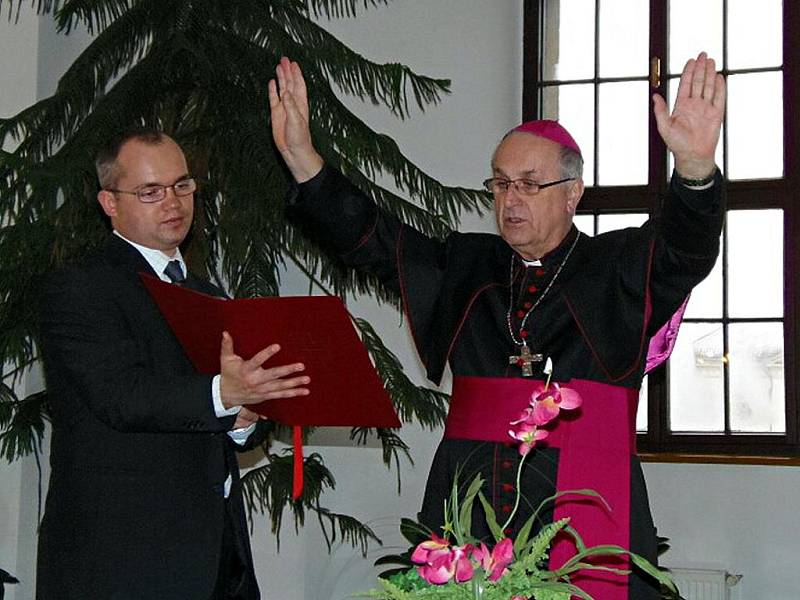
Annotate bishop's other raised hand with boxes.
[268,56,324,183]
[653,52,726,180]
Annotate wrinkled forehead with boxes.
[491,131,564,176]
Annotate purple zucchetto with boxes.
[510,120,582,157]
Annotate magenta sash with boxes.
[444,376,637,600]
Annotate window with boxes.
[523,0,799,458]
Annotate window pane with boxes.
[542,83,595,185]
[668,0,723,75]
[573,213,595,234]
[597,213,648,234]
[728,209,784,318]
[636,375,648,432]
[666,76,724,177]
[598,0,648,78]
[729,322,785,433]
[728,0,782,70]
[684,251,723,319]
[669,323,725,432]
[598,81,648,185]
[727,72,784,180]
[543,0,596,80]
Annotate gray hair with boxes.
[559,147,584,180]
[490,136,584,182]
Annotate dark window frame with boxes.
[522,0,800,458]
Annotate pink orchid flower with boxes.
[471,538,514,582]
[412,537,474,584]
[531,383,582,426]
[509,407,549,455]
[410,534,450,565]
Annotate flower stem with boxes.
[500,453,526,532]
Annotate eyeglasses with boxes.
[108,177,197,203]
[482,177,575,196]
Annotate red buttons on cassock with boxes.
[501,504,512,514]
[516,310,525,318]
[535,268,546,277]
[504,528,513,536]
[519,330,529,339]
[523,301,532,309]
[501,483,515,493]
[501,460,514,470]
[528,285,538,293]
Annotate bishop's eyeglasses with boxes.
[108,177,197,203]
[483,177,574,197]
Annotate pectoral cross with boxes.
[509,343,543,377]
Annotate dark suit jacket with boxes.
[36,235,265,599]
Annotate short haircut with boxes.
[95,126,166,189]
[559,147,584,180]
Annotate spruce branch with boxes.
[307,0,388,20]
[240,449,380,553]
[0,0,483,556]
[0,389,48,463]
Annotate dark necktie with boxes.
[163,260,185,284]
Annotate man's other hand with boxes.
[233,407,262,430]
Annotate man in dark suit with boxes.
[36,128,309,599]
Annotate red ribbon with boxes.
[292,425,303,500]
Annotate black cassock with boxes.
[289,166,723,599]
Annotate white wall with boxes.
[645,462,800,600]
[2,3,799,600]
[1,9,43,600]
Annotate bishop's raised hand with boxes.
[268,57,324,183]
[653,52,726,180]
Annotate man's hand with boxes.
[219,331,310,409]
[268,56,324,182]
[653,52,726,180]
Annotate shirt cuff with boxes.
[228,423,257,445]
[212,375,240,418]
[682,180,716,191]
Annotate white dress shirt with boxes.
[113,232,256,495]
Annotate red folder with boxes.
[140,274,401,496]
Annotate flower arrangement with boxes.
[364,360,678,600]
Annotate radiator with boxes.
[669,568,743,600]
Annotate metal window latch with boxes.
[650,56,661,88]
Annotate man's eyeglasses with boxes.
[108,177,197,203]
[482,177,574,197]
